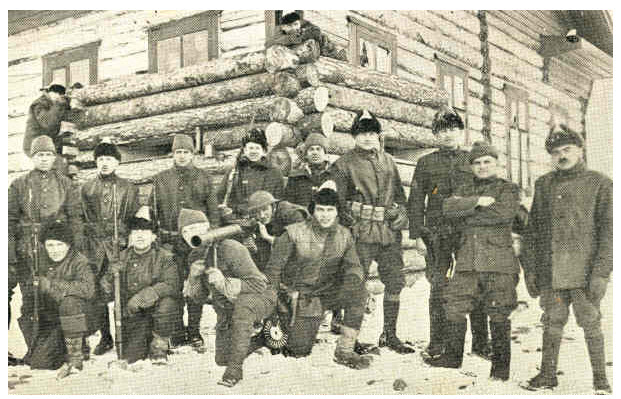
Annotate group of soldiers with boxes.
[8,12,612,394]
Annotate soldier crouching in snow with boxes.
[520,126,612,394]
[180,208,275,388]
[100,207,179,364]
[263,186,372,369]
[425,142,520,382]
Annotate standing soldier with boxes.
[180,209,274,388]
[330,110,414,354]
[80,142,138,356]
[407,107,491,360]
[424,142,520,382]
[23,84,70,156]
[264,186,372,369]
[8,135,85,367]
[100,207,179,364]
[521,126,612,394]
[151,134,221,351]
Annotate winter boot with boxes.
[149,332,169,364]
[334,326,372,369]
[93,332,114,356]
[470,307,491,360]
[354,340,380,356]
[424,297,446,359]
[331,309,343,334]
[489,320,511,381]
[521,327,561,391]
[57,337,84,379]
[424,319,466,368]
[585,328,611,394]
[218,365,242,387]
[379,298,415,354]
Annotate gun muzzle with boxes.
[190,224,243,248]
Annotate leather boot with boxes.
[470,307,491,360]
[93,332,113,356]
[334,326,372,369]
[522,327,561,391]
[219,365,242,388]
[490,320,511,380]
[584,328,611,394]
[57,337,83,379]
[331,309,343,334]
[424,319,466,368]
[149,332,169,364]
[379,298,415,354]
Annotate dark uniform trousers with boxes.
[286,287,366,357]
[213,293,275,367]
[357,236,405,295]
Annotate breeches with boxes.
[357,242,405,294]
[540,288,602,336]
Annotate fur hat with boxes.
[178,208,209,234]
[43,220,73,244]
[281,12,301,25]
[469,141,499,163]
[30,135,56,156]
[351,110,381,136]
[172,134,194,152]
[94,142,121,162]
[431,106,465,134]
[41,84,66,95]
[304,133,328,152]
[242,128,269,151]
[545,124,584,153]
[308,180,339,214]
[128,206,155,231]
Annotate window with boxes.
[148,11,220,73]
[435,54,469,142]
[265,10,304,43]
[347,16,397,74]
[504,84,531,189]
[42,40,100,87]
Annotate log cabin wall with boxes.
[9,10,612,193]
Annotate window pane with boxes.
[69,58,90,86]
[454,75,465,109]
[157,36,181,73]
[183,30,210,67]
[359,38,375,69]
[52,68,66,86]
[444,77,453,107]
[376,45,391,73]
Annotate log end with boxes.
[320,112,335,137]
[313,87,330,113]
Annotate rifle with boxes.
[112,184,124,360]
[28,188,41,358]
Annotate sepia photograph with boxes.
[7,9,613,395]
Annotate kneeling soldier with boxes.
[264,186,372,369]
[424,142,520,382]
[101,207,179,364]
[180,209,275,388]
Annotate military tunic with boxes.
[284,161,333,208]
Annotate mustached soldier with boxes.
[80,141,138,356]
[330,110,414,354]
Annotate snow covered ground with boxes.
[8,271,613,395]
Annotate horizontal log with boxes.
[75,73,277,128]
[312,56,449,108]
[325,83,435,128]
[295,112,334,137]
[295,86,329,114]
[272,71,302,98]
[269,98,304,124]
[71,51,267,106]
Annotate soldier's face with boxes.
[243,143,265,162]
[305,145,326,165]
[355,132,380,151]
[313,204,338,228]
[436,128,463,149]
[130,229,155,251]
[282,20,301,34]
[173,149,194,167]
[32,151,56,171]
[255,204,273,225]
[45,239,70,262]
[550,144,583,170]
[471,155,498,179]
[47,92,63,103]
[96,155,119,175]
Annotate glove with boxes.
[524,272,539,298]
[587,276,608,304]
[38,276,52,293]
[205,268,226,293]
[127,287,159,316]
[189,259,206,279]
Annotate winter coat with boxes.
[80,173,139,272]
[408,148,472,239]
[265,20,347,61]
[9,169,83,278]
[443,176,520,274]
[23,94,70,154]
[152,164,221,238]
[217,156,285,219]
[330,147,407,245]
[284,161,333,208]
[521,163,613,290]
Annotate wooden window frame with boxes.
[42,40,100,86]
[148,11,220,73]
[265,10,304,43]
[504,84,531,189]
[435,54,470,143]
[347,16,397,75]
